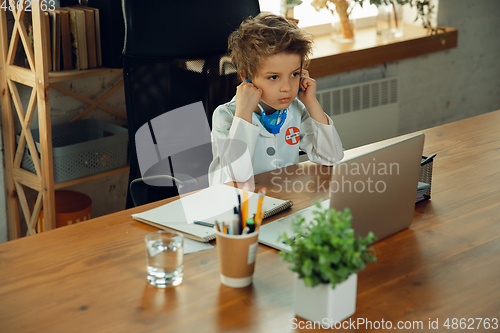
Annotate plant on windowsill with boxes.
[279,203,377,322]
[311,0,447,43]
[362,0,447,41]
[283,0,303,24]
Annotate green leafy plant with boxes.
[279,203,377,288]
[355,0,446,38]
[285,0,303,6]
[312,0,447,41]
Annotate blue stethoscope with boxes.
[244,78,288,135]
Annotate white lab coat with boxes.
[208,96,344,185]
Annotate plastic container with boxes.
[37,190,92,232]
[19,119,128,182]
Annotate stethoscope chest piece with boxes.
[258,103,287,135]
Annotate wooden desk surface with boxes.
[1,111,499,332]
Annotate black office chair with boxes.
[122,0,260,208]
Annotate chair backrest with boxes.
[122,0,260,207]
[122,1,260,58]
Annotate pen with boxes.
[194,221,214,228]
[241,226,250,235]
[237,195,243,234]
[421,153,437,166]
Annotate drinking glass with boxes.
[145,231,184,287]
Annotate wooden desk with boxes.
[1,111,499,332]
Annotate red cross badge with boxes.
[285,127,300,145]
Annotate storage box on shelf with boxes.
[18,120,128,183]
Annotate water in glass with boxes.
[145,231,184,287]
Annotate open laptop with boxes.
[258,133,425,251]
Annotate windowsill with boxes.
[308,24,458,78]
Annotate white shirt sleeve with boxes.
[209,104,260,185]
[299,103,344,165]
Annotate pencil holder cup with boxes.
[215,227,259,288]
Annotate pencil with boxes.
[255,209,265,232]
[242,183,249,229]
[255,187,266,225]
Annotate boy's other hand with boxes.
[235,81,262,123]
[298,69,318,106]
[298,69,328,125]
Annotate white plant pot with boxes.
[293,273,357,323]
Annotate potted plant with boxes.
[311,0,357,41]
[279,203,377,323]
[311,0,442,41]
[283,0,303,24]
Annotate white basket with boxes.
[19,119,128,183]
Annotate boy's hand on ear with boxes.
[298,69,329,125]
[298,69,318,106]
[235,81,262,124]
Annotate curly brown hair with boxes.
[228,13,313,81]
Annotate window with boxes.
[258,0,438,35]
[259,0,378,34]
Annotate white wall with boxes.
[1,0,499,242]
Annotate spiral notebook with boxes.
[132,184,293,242]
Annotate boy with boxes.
[208,13,343,185]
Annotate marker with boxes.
[241,227,250,235]
[246,217,255,233]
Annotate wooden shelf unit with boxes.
[0,6,126,240]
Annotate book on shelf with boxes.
[57,8,73,70]
[94,7,102,67]
[43,12,52,72]
[61,6,88,70]
[48,10,61,71]
[75,5,102,68]
[132,184,293,242]
[74,6,97,69]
